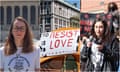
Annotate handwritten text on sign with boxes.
[40,29,80,57]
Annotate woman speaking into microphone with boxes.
[80,18,119,72]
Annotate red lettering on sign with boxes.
[67,31,72,37]
[50,38,73,49]
[55,32,59,38]
[74,30,79,36]
[50,41,53,49]
[60,31,65,38]
[67,38,73,47]
[50,30,79,39]
[61,39,66,47]
[50,32,55,38]
[54,40,60,48]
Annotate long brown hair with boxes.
[4,16,34,55]
[90,18,110,42]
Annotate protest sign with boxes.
[40,29,80,57]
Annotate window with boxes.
[63,20,66,27]
[22,6,28,21]
[45,25,51,32]
[7,6,12,24]
[14,6,20,18]
[40,2,43,14]
[0,6,4,24]
[45,16,50,24]
[46,7,50,14]
[55,25,58,29]
[40,25,43,33]
[46,17,50,24]
[30,6,36,24]
[48,1,51,5]
[47,2,51,14]
[59,7,62,15]
[55,18,58,24]
[54,4,57,14]
[40,17,43,24]
[44,2,47,5]
[59,19,62,27]
[67,21,70,27]
[54,6,56,14]
[44,2,51,14]
[41,6,43,14]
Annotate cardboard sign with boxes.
[40,29,80,57]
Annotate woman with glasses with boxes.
[0,16,40,72]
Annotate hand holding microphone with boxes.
[86,36,94,48]
[86,36,104,50]
[86,41,92,48]
[94,38,103,51]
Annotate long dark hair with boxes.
[108,2,118,12]
[90,18,110,42]
[4,16,34,55]
[108,2,119,34]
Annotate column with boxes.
[51,1,54,31]
[28,5,30,24]
[42,16,45,32]
[4,6,6,25]
[20,6,22,17]
[36,5,38,25]
[12,6,14,21]
[51,16,54,31]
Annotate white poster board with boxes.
[40,29,80,57]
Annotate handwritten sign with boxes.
[40,29,80,57]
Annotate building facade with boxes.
[39,0,80,71]
[0,0,40,42]
[0,0,80,42]
[39,0,80,33]
[81,0,120,13]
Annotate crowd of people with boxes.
[80,2,119,72]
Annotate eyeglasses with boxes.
[13,26,26,32]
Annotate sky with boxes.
[65,0,80,9]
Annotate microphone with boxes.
[89,36,94,42]
[83,35,94,49]
[94,38,102,45]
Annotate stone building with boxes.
[0,0,40,42]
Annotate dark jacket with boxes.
[80,35,119,72]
